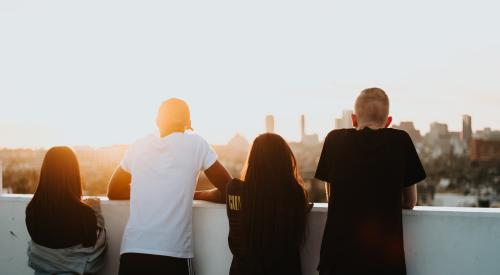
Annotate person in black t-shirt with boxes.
[25,146,105,274]
[226,133,310,275]
[315,88,426,275]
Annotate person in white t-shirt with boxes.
[107,98,231,275]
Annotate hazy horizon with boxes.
[0,113,490,150]
[1,0,499,148]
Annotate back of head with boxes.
[27,146,82,215]
[242,133,308,273]
[157,98,192,133]
[354,87,390,128]
[244,133,299,186]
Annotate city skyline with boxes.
[1,111,498,149]
[1,1,500,148]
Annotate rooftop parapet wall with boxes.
[1,195,500,275]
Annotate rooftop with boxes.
[1,195,500,275]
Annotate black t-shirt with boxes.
[315,128,426,275]
[226,179,246,275]
[26,202,98,249]
[226,179,304,275]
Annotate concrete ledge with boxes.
[1,195,500,275]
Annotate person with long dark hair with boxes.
[226,133,310,275]
[26,146,106,275]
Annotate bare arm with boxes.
[324,182,331,203]
[402,184,417,209]
[194,160,231,203]
[107,167,131,200]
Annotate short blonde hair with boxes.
[354,88,390,126]
[157,98,192,131]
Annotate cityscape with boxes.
[2,1,500,274]
[1,111,499,207]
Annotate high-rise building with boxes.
[300,115,319,146]
[265,115,275,133]
[335,110,353,129]
[393,121,423,143]
[300,114,306,139]
[334,118,342,129]
[429,122,449,138]
[462,115,472,143]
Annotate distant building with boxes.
[335,110,353,129]
[449,132,467,156]
[227,134,250,153]
[424,122,466,158]
[469,139,500,162]
[301,115,306,138]
[74,145,127,168]
[212,134,250,177]
[265,115,275,133]
[475,128,500,141]
[462,115,472,144]
[393,121,423,143]
[300,115,319,146]
[429,122,449,139]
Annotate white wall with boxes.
[0,162,3,193]
[1,195,500,275]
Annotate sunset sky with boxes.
[1,0,499,148]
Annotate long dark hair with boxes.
[27,146,83,216]
[241,133,308,274]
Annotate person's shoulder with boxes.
[385,128,413,142]
[385,127,406,135]
[326,128,351,136]
[184,132,210,145]
[325,128,356,142]
[138,133,158,143]
[228,178,244,188]
[78,202,97,220]
[227,178,244,195]
[79,202,94,212]
[128,133,156,150]
[185,132,205,140]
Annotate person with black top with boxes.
[225,133,310,275]
[25,146,106,275]
[315,88,427,275]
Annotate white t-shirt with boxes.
[119,132,217,258]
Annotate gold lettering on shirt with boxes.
[228,195,241,211]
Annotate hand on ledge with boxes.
[107,193,130,200]
[402,204,416,210]
[83,197,101,207]
[194,189,226,204]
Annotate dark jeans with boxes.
[119,253,194,275]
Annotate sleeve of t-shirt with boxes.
[120,145,134,173]
[403,132,427,187]
[315,131,335,183]
[199,137,218,171]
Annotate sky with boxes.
[1,0,499,148]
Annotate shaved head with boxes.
[354,87,390,127]
[157,98,192,132]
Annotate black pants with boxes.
[119,253,194,275]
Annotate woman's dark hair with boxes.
[241,133,309,274]
[27,146,83,215]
